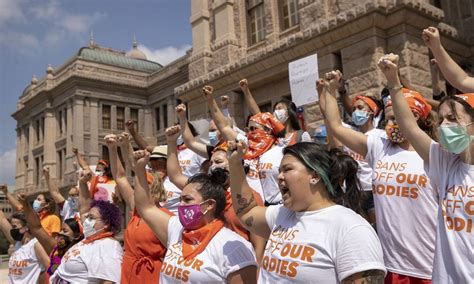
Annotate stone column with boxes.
[72,97,84,154]
[167,96,175,126]
[89,99,100,166]
[111,105,117,130]
[209,0,240,70]
[15,127,24,190]
[138,109,145,134]
[26,121,35,190]
[65,99,74,176]
[189,0,213,79]
[143,107,153,138]
[43,102,57,177]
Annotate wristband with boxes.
[387,85,403,91]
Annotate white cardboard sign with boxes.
[289,54,319,107]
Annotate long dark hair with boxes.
[273,98,301,131]
[283,142,363,214]
[36,193,58,215]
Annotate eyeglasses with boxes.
[85,214,101,222]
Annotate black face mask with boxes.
[10,228,25,242]
[57,233,72,249]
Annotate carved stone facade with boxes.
[12,44,189,193]
[176,0,474,131]
[13,0,474,193]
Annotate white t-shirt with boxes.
[245,158,264,201]
[342,122,386,191]
[163,176,182,215]
[178,147,206,177]
[366,135,438,279]
[260,205,385,283]
[50,238,123,283]
[60,199,80,220]
[8,238,42,284]
[428,142,474,284]
[160,216,257,283]
[258,145,284,204]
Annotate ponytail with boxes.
[328,148,364,217]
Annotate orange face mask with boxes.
[244,128,275,160]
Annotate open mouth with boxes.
[280,185,290,198]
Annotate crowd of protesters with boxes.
[0,26,472,283]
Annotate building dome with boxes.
[126,40,147,60]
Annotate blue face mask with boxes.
[351,110,370,126]
[208,131,219,146]
[33,199,43,213]
[438,123,474,154]
[68,197,79,211]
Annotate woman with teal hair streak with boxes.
[227,141,386,283]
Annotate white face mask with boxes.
[82,218,103,238]
[273,109,288,123]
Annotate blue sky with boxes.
[0,0,192,186]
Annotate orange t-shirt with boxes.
[223,189,264,241]
[40,214,61,236]
[121,207,173,284]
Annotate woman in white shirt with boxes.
[50,170,123,284]
[378,52,474,283]
[227,141,386,283]
[133,149,258,283]
[0,202,49,284]
[320,67,439,283]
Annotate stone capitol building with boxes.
[12,0,474,194]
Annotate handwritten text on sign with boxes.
[289,54,319,107]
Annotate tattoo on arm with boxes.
[244,216,254,227]
[235,193,255,215]
[341,270,385,284]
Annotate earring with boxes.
[310,178,320,185]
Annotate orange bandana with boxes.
[455,94,474,109]
[386,88,432,119]
[224,190,232,212]
[89,175,110,198]
[249,112,285,135]
[244,128,275,160]
[82,231,114,244]
[353,95,379,114]
[182,219,224,260]
[212,141,228,155]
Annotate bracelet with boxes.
[387,85,403,91]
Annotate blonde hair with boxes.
[149,171,167,204]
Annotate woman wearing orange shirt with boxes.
[105,133,171,283]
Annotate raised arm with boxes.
[126,120,154,153]
[0,184,23,212]
[119,130,137,172]
[165,126,188,189]
[423,27,474,93]
[17,193,56,254]
[43,167,65,205]
[318,71,369,156]
[239,79,261,115]
[107,134,135,209]
[0,189,14,244]
[133,150,170,245]
[318,79,344,149]
[176,104,209,158]
[227,141,270,239]
[72,146,90,171]
[78,169,93,223]
[378,54,432,162]
[338,78,354,116]
[203,85,238,141]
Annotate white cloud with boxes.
[139,44,191,65]
[0,148,16,186]
[0,0,106,52]
[59,12,104,34]
[0,0,25,26]
[0,31,40,52]
[28,0,60,20]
